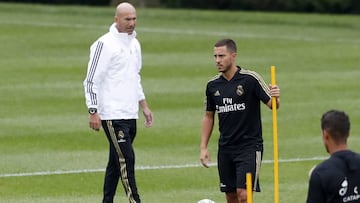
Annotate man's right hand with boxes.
[200,148,211,168]
[89,113,101,131]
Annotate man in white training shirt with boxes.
[83,2,153,203]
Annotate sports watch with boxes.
[88,108,97,115]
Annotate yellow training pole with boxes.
[271,65,279,203]
[246,173,253,203]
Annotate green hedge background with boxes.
[1,0,359,13]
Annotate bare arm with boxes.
[139,99,153,127]
[200,111,215,168]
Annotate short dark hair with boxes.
[321,110,350,143]
[214,38,237,53]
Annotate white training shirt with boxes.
[83,23,145,120]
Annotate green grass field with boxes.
[0,2,359,203]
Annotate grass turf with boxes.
[0,2,359,203]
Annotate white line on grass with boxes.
[0,156,326,178]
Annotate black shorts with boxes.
[217,148,263,193]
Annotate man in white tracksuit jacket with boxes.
[83,3,153,203]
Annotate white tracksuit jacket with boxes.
[83,23,145,120]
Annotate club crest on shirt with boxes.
[236,85,244,96]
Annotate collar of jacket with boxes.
[109,23,137,42]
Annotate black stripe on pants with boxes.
[101,119,140,203]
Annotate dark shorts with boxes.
[217,147,263,193]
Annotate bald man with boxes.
[84,2,153,203]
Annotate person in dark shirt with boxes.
[199,38,280,203]
[306,110,360,203]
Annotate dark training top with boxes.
[205,67,271,151]
[307,150,360,203]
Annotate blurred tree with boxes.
[110,0,161,7]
